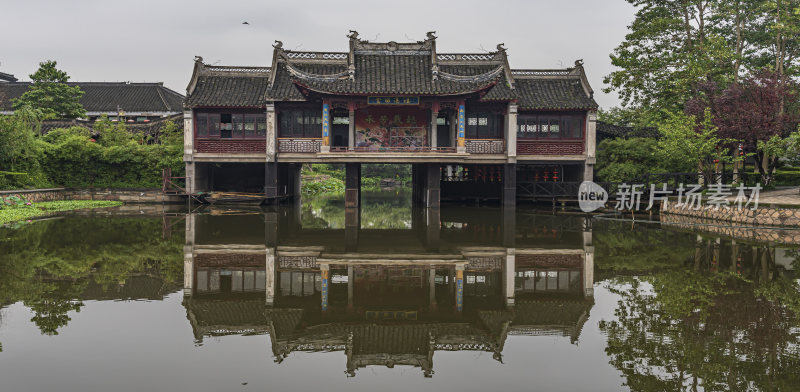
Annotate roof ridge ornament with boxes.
[428,31,439,82]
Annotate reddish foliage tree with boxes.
[686,70,800,184]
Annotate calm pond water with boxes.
[1,189,799,391]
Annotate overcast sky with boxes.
[1,0,635,109]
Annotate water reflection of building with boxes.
[182,205,595,376]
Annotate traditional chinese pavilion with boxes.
[183,31,598,205]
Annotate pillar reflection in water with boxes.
[181,197,597,377]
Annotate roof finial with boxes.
[347,30,359,40]
[496,43,506,52]
[426,31,437,40]
[193,56,204,63]
[574,59,584,67]
[273,40,283,50]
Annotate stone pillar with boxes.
[266,248,276,306]
[348,102,356,150]
[320,264,330,312]
[265,162,278,199]
[347,265,355,312]
[266,103,277,162]
[425,163,440,209]
[345,163,361,208]
[428,267,437,311]
[455,265,464,312]
[502,203,516,248]
[321,102,331,153]
[504,249,515,307]
[425,206,440,251]
[457,103,466,153]
[291,163,302,199]
[503,163,516,207]
[583,222,594,297]
[183,212,195,297]
[584,110,597,181]
[345,207,360,252]
[185,161,196,195]
[430,102,439,149]
[265,210,278,248]
[506,103,517,159]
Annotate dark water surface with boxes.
[1,190,799,391]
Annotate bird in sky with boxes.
[242,21,249,25]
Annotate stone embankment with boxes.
[0,188,184,204]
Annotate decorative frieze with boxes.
[516,253,583,268]
[195,139,266,154]
[278,138,322,153]
[465,139,505,154]
[517,140,584,155]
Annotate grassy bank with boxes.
[0,200,122,225]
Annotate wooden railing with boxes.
[278,138,322,153]
[517,139,585,155]
[329,146,457,153]
[162,168,187,194]
[465,139,505,154]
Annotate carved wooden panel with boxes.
[517,140,584,155]
[277,138,322,153]
[278,256,317,269]
[196,253,265,267]
[516,253,583,268]
[196,139,266,153]
[466,256,503,270]
[465,139,505,154]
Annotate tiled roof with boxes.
[0,71,18,82]
[38,113,183,136]
[596,120,658,140]
[281,54,506,96]
[0,82,184,113]
[513,77,598,110]
[185,34,597,110]
[186,75,270,107]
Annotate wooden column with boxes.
[430,101,439,149]
[266,103,277,161]
[321,101,331,152]
[348,101,356,150]
[345,207,359,252]
[457,102,466,153]
[425,206,440,251]
[503,203,516,248]
[321,264,330,312]
[455,265,464,312]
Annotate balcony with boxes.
[517,140,585,155]
[278,138,322,153]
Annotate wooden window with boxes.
[466,112,502,138]
[517,113,584,139]
[278,108,322,138]
[196,113,208,137]
[194,111,265,139]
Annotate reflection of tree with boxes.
[594,220,696,274]
[25,280,86,336]
[600,271,800,391]
[302,189,412,229]
[0,216,184,334]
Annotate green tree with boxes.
[656,109,735,182]
[595,137,661,182]
[604,0,735,117]
[12,60,86,119]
